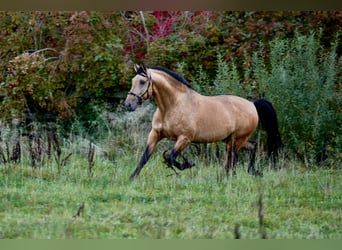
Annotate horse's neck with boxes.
[152,74,187,113]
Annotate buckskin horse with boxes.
[124,64,283,180]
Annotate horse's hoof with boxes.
[248,168,263,177]
[254,170,263,177]
[185,160,195,168]
[129,174,137,181]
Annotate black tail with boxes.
[253,98,284,163]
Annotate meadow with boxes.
[0,139,341,239]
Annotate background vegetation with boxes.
[0,11,341,239]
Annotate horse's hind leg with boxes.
[224,137,238,175]
[231,146,239,175]
[246,140,263,177]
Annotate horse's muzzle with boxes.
[124,99,138,112]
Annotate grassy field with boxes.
[0,147,341,239]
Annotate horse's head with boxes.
[124,64,153,111]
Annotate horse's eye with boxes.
[139,80,145,85]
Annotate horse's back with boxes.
[217,95,257,119]
[217,95,258,132]
[199,94,257,120]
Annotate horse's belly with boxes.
[193,132,227,143]
[192,116,234,142]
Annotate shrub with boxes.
[252,31,341,165]
[0,11,125,127]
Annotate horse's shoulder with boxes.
[151,109,163,129]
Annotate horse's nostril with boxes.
[125,101,135,111]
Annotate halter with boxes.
[128,73,153,105]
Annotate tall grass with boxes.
[0,150,341,239]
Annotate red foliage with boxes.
[152,11,175,38]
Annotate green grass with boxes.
[0,152,341,239]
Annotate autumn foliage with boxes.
[0,11,341,122]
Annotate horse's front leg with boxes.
[164,135,195,171]
[129,129,161,181]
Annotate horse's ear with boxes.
[134,63,139,72]
[141,63,148,74]
[141,63,151,80]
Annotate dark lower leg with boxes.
[231,147,239,175]
[130,146,151,180]
[163,149,195,171]
[247,141,263,177]
[225,145,238,175]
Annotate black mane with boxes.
[149,66,192,89]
